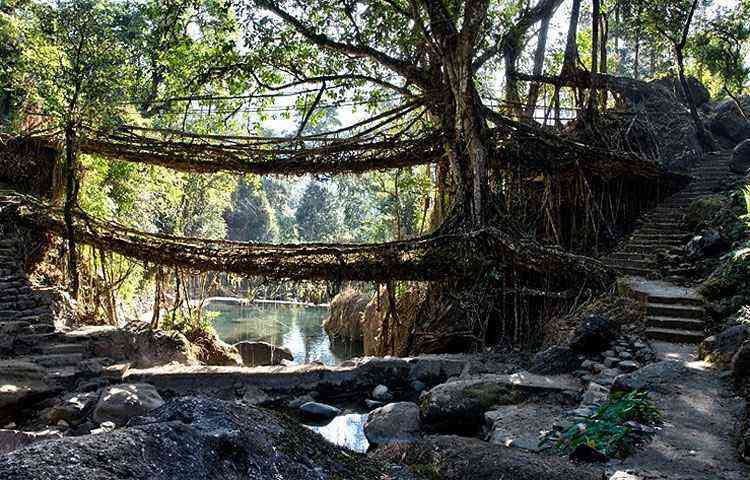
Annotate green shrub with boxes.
[543,390,661,459]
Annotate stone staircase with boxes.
[0,233,124,394]
[606,151,737,343]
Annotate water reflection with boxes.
[207,301,363,365]
[307,413,369,453]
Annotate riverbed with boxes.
[206,300,363,365]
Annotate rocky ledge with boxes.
[0,397,417,480]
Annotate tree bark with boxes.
[600,14,608,106]
[586,0,601,120]
[562,0,582,74]
[524,12,552,119]
[63,123,80,299]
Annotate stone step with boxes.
[646,294,703,307]
[0,320,33,334]
[0,299,39,310]
[609,253,652,262]
[647,316,705,330]
[621,244,679,255]
[637,227,687,236]
[607,258,654,270]
[614,266,655,277]
[646,303,704,319]
[23,353,84,368]
[41,343,88,355]
[645,327,704,344]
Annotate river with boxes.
[206,300,364,366]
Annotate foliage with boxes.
[295,180,341,242]
[225,175,279,242]
[544,390,662,458]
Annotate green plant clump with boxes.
[544,390,662,459]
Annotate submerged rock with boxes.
[92,383,164,426]
[364,402,421,446]
[234,341,294,367]
[0,397,416,480]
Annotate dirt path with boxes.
[608,342,749,479]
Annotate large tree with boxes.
[235,0,564,228]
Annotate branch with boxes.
[296,81,326,137]
[256,0,432,90]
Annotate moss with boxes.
[462,384,509,409]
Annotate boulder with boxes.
[709,106,750,144]
[0,361,53,422]
[323,289,369,342]
[47,392,100,426]
[298,401,341,421]
[529,346,581,375]
[0,429,62,455]
[612,360,688,394]
[84,324,200,368]
[698,324,749,367]
[652,76,710,107]
[687,229,728,258]
[731,139,750,174]
[234,341,293,367]
[364,402,421,446]
[0,397,416,480]
[569,315,616,353]
[92,383,165,426]
[420,372,581,432]
[372,384,393,402]
[372,434,604,480]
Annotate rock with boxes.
[612,360,688,394]
[372,434,603,480]
[619,352,633,360]
[618,360,639,372]
[411,380,426,393]
[234,341,293,367]
[570,315,616,353]
[287,394,315,409]
[85,324,200,368]
[730,340,750,385]
[92,383,165,426]
[484,404,565,452]
[0,397,413,480]
[687,229,727,258]
[603,357,620,368]
[581,382,609,406]
[698,325,749,367]
[529,346,582,375]
[365,399,384,410]
[420,372,581,432]
[47,392,99,425]
[0,429,62,455]
[298,401,341,421]
[0,361,53,422]
[240,385,271,405]
[364,402,421,446]
[569,443,608,463]
[731,139,750,174]
[653,76,710,107]
[372,384,393,402]
[711,96,750,139]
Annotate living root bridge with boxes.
[0,192,614,288]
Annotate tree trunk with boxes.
[151,265,163,328]
[586,0,601,120]
[562,0,582,74]
[524,13,552,119]
[63,123,80,299]
[600,14,608,107]
[675,48,715,150]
